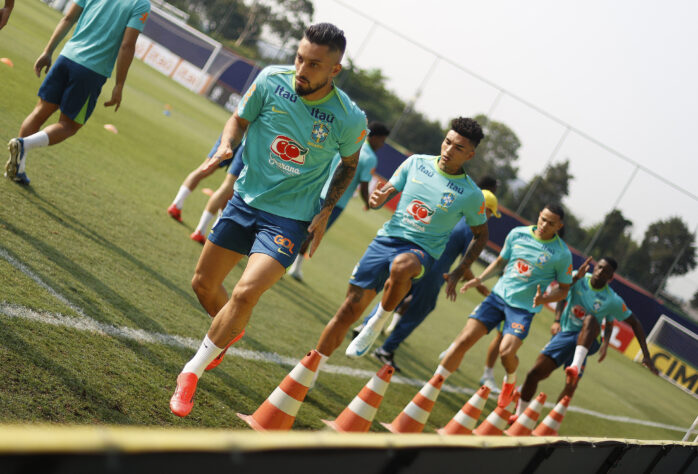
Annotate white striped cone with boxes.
[532,395,571,436]
[505,392,547,436]
[322,364,394,432]
[237,350,321,431]
[472,391,519,436]
[381,374,445,433]
[437,385,491,435]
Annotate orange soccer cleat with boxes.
[167,204,182,222]
[205,331,244,371]
[190,230,206,244]
[498,380,516,408]
[565,366,579,385]
[170,372,198,417]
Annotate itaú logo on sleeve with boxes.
[406,200,434,224]
[270,136,308,165]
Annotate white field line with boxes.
[0,248,691,434]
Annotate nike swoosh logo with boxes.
[355,345,370,356]
[411,178,424,184]
[278,247,292,256]
[272,106,288,114]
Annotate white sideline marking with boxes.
[0,248,690,434]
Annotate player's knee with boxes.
[191,273,213,298]
[231,282,262,308]
[390,254,421,280]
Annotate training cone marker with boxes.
[237,350,321,431]
[381,374,444,433]
[532,395,571,437]
[505,392,547,436]
[103,124,118,134]
[322,364,394,432]
[1,57,14,67]
[473,391,520,436]
[436,385,491,435]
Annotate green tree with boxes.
[469,114,521,200]
[624,217,697,293]
[514,159,573,222]
[585,209,637,264]
[690,290,698,310]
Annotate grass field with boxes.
[0,1,695,440]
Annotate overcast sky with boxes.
[312,0,698,300]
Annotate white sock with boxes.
[294,255,304,271]
[172,185,191,209]
[182,335,224,378]
[22,131,49,152]
[482,366,494,380]
[571,345,589,370]
[385,312,402,333]
[366,303,391,331]
[504,372,516,385]
[515,399,530,417]
[310,352,329,388]
[435,364,451,380]
[195,210,216,233]
[439,342,456,360]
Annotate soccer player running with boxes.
[169,23,367,417]
[311,118,490,381]
[514,256,658,420]
[5,0,150,185]
[437,204,574,408]
[364,188,500,373]
[0,0,13,30]
[287,121,390,281]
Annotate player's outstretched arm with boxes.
[104,27,140,111]
[598,317,614,362]
[0,0,14,30]
[368,181,398,209]
[551,300,564,335]
[34,3,83,76]
[532,282,571,308]
[307,150,360,257]
[445,223,489,301]
[460,255,506,295]
[626,314,659,375]
[573,256,593,283]
[202,113,249,173]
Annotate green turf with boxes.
[0,1,695,440]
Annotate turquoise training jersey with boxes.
[493,225,573,313]
[235,66,367,221]
[560,272,632,332]
[320,141,377,209]
[376,155,487,259]
[61,0,151,77]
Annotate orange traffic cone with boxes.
[237,350,321,431]
[436,385,491,435]
[472,391,519,436]
[532,395,571,436]
[505,392,547,436]
[381,374,445,433]
[322,364,394,432]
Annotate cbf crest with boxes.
[311,121,330,144]
[536,252,551,267]
[592,299,603,312]
[437,192,456,211]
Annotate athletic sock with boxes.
[309,352,329,388]
[195,210,216,234]
[435,364,451,380]
[367,303,391,331]
[172,185,192,209]
[182,335,224,378]
[571,345,589,370]
[293,255,304,271]
[503,372,516,385]
[482,366,494,380]
[385,312,402,333]
[21,131,49,153]
[515,399,530,417]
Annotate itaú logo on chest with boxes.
[406,200,434,224]
[270,136,308,165]
[572,305,587,320]
[513,259,533,277]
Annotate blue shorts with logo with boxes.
[209,193,309,268]
[541,330,600,377]
[349,236,434,292]
[38,55,107,125]
[469,292,535,340]
[208,136,240,169]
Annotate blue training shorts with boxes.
[38,55,107,125]
[541,330,600,377]
[349,236,434,292]
[208,193,309,268]
[469,292,535,340]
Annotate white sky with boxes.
[313,0,698,300]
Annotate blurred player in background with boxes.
[169,23,367,417]
[0,0,14,30]
[310,118,489,386]
[513,256,658,420]
[287,121,390,281]
[5,0,150,185]
[436,204,573,408]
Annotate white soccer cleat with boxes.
[438,342,456,360]
[287,256,303,281]
[346,323,382,359]
[479,375,501,394]
[383,313,401,335]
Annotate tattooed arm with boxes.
[444,223,489,301]
[306,150,360,257]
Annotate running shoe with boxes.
[286,257,303,281]
[5,138,24,181]
[346,323,382,359]
[497,381,516,408]
[205,331,244,371]
[373,348,401,372]
[167,204,182,222]
[190,230,206,244]
[170,372,198,417]
[479,375,501,394]
[13,172,30,185]
[565,365,579,385]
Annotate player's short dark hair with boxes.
[450,117,484,148]
[477,175,498,193]
[303,23,346,55]
[600,256,619,271]
[368,121,390,137]
[543,203,565,220]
